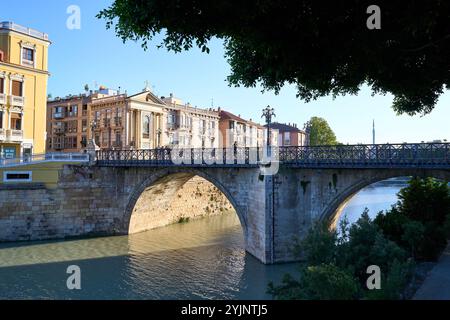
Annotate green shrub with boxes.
[365,259,414,300]
[396,177,450,224]
[270,211,409,300]
[268,264,359,300]
[337,210,407,284]
[293,221,337,265]
[375,177,450,261]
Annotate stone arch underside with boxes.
[323,169,450,227]
[123,168,247,237]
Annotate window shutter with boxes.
[12,80,22,96]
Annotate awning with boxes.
[10,113,22,119]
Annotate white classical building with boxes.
[161,94,220,148]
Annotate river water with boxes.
[0,178,408,299]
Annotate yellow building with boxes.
[0,21,50,159]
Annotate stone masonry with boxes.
[0,164,448,264]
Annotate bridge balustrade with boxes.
[96,143,449,169]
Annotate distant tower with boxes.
[372,119,376,145]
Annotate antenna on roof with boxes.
[211,98,214,108]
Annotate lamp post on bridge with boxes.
[262,106,276,156]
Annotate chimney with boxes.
[170,93,173,98]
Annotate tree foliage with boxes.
[375,177,450,261]
[305,117,338,146]
[270,211,411,300]
[98,0,450,115]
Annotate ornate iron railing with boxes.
[96,143,450,169]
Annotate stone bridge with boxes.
[0,143,449,264]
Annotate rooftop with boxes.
[266,122,305,133]
[0,21,49,42]
[219,110,264,127]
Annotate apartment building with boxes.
[268,122,308,147]
[218,109,265,148]
[161,94,219,148]
[47,95,90,152]
[0,22,51,159]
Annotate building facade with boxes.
[218,109,265,148]
[268,122,308,147]
[0,22,50,159]
[161,94,219,149]
[91,90,165,150]
[47,95,90,152]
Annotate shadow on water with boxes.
[0,213,298,300]
[0,178,414,299]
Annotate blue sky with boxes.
[2,0,449,144]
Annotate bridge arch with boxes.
[321,169,450,228]
[122,167,248,238]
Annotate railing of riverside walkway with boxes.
[0,153,90,168]
[96,143,450,169]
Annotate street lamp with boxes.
[262,106,276,149]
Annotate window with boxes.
[81,136,87,148]
[284,132,291,145]
[82,119,87,132]
[167,113,176,124]
[0,50,4,62]
[22,48,34,64]
[115,132,121,147]
[0,77,4,94]
[0,111,2,129]
[11,113,22,130]
[11,80,23,97]
[68,105,78,117]
[3,171,32,182]
[143,115,150,138]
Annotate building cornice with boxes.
[0,22,51,45]
[0,61,50,75]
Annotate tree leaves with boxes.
[98,0,450,115]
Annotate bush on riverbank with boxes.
[269,177,449,300]
[269,211,412,300]
[374,177,450,261]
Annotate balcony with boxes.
[53,112,65,119]
[9,95,25,107]
[0,128,5,140]
[167,123,177,130]
[0,93,6,105]
[114,117,122,127]
[53,128,66,135]
[6,129,23,142]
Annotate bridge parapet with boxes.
[96,142,450,169]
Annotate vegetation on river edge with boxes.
[269,177,450,300]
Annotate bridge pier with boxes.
[0,162,449,264]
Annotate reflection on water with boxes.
[0,213,296,300]
[0,177,410,300]
[337,177,409,226]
